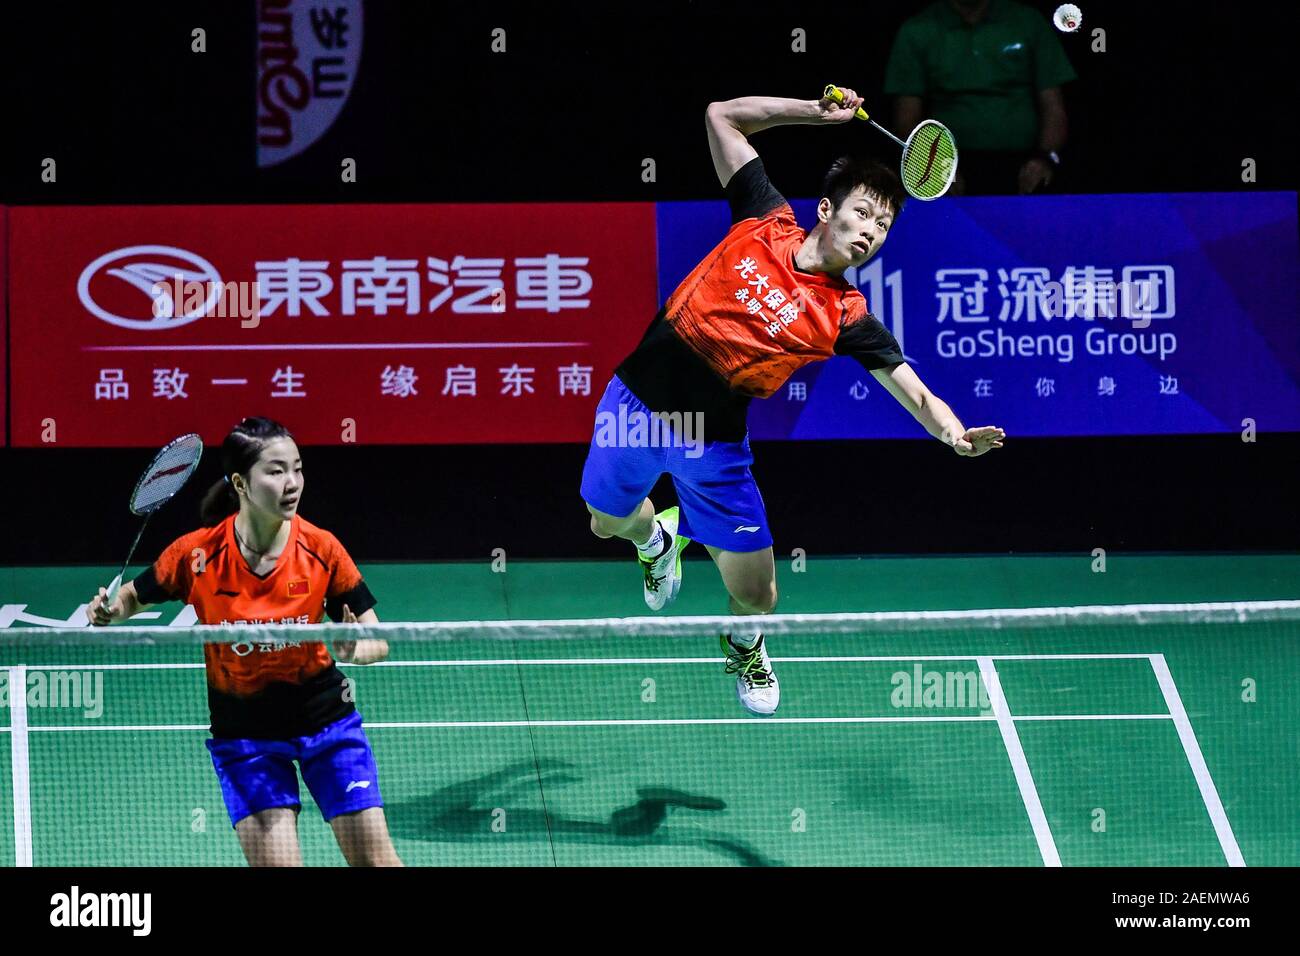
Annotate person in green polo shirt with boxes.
[884,0,1076,195]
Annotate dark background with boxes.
[1,0,1296,563]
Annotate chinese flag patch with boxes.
[287,579,310,597]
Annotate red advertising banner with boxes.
[8,203,657,446]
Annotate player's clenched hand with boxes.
[87,587,125,626]
[818,87,863,123]
[953,426,1005,457]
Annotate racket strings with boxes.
[900,121,957,200]
[132,434,204,513]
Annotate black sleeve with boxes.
[325,580,378,623]
[834,311,904,370]
[725,157,790,224]
[131,566,178,606]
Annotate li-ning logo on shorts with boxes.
[78,245,223,331]
[733,525,760,533]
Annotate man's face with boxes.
[822,187,895,268]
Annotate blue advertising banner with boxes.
[656,192,1300,439]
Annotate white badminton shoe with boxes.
[722,632,780,716]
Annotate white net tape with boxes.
[4,600,1298,648]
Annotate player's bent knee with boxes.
[586,504,618,538]
[733,579,778,614]
[587,502,641,539]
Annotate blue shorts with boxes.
[580,375,773,552]
[205,711,385,827]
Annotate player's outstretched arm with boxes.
[705,88,866,188]
[871,363,1005,456]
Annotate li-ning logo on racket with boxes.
[137,462,196,491]
[913,130,943,190]
[78,245,222,331]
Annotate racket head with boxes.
[900,120,959,200]
[129,433,204,515]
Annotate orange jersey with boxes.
[664,203,870,398]
[134,513,376,738]
[616,157,902,443]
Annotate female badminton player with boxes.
[87,416,402,867]
[582,89,1005,716]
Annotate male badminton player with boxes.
[582,89,1005,715]
[87,417,402,866]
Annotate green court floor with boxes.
[1,554,1298,866]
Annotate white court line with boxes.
[21,653,1158,670]
[26,713,1172,732]
[370,653,1160,666]
[978,656,1061,867]
[957,654,1157,661]
[30,725,208,733]
[1011,713,1169,721]
[7,668,33,867]
[28,718,988,733]
[365,715,1169,729]
[369,717,993,728]
[1149,654,1245,867]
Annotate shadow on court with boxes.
[385,760,778,866]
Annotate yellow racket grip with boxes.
[823,84,869,121]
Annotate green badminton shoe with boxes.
[639,506,690,610]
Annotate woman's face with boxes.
[237,437,303,521]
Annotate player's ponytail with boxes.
[199,476,240,526]
[199,417,297,526]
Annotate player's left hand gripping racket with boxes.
[101,433,205,614]
[822,84,959,201]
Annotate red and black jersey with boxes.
[617,157,903,441]
[132,513,377,739]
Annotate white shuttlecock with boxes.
[1053,3,1083,32]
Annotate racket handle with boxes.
[823,84,869,121]
[103,573,124,611]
